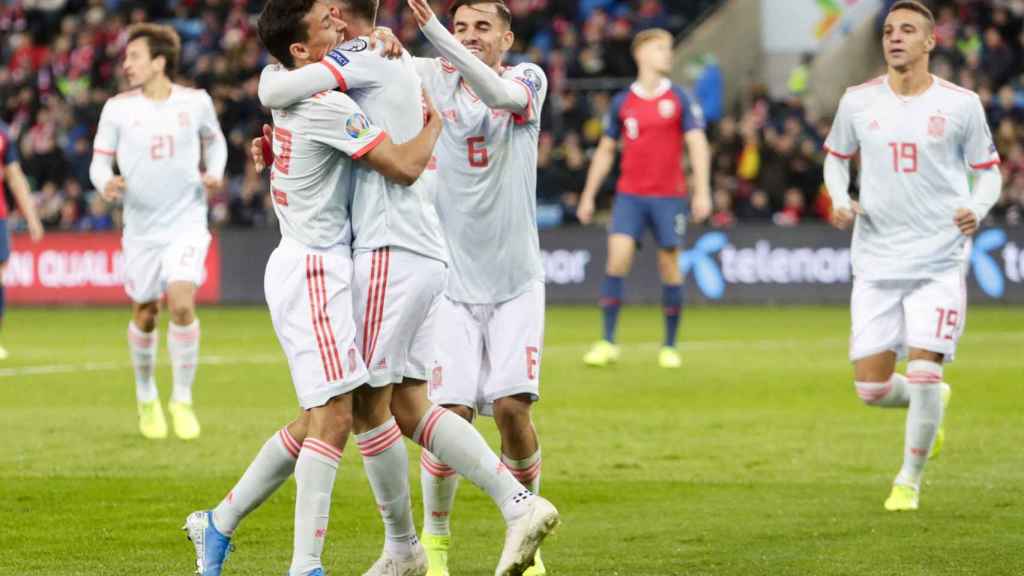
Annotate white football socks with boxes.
[413,406,531,523]
[897,360,945,489]
[855,373,910,407]
[355,418,418,558]
[168,319,200,405]
[212,427,300,536]
[502,448,542,494]
[127,321,158,403]
[420,449,459,536]
[291,438,342,576]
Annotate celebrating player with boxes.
[185,2,443,575]
[0,120,45,359]
[89,23,227,440]
[823,0,1001,512]
[576,28,711,370]
[257,1,559,574]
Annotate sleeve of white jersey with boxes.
[419,16,530,114]
[823,93,858,160]
[507,63,547,126]
[964,95,1000,170]
[259,62,340,109]
[306,93,387,159]
[318,41,385,92]
[198,91,228,180]
[89,100,118,193]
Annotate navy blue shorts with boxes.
[0,219,9,263]
[609,194,687,249]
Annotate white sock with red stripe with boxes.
[502,448,541,494]
[355,418,418,558]
[212,427,300,536]
[413,406,532,523]
[127,322,159,403]
[420,449,459,536]
[896,360,944,488]
[168,319,200,404]
[291,437,342,576]
[854,374,910,408]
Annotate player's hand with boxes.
[407,0,435,27]
[954,207,979,236]
[101,176,125,202]
[577,196,595,225]
[830,201,861,230]
[202,174,223,195]
[690,192,711,223]
[252,124,274,173]
[369,27,404,59]
[27,219,43,243]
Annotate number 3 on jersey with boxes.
[467,136,489,168]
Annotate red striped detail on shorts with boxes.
[357,422,403,457]
[362,250,380,360]
[303,438,342,462]
[420,451,457,477]
[364,248,390,366]
[306,255,337,382]
[313,254,344,381]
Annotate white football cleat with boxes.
[495,496,560,576]
[362,543,428,576]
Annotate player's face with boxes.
[882,9,935,71]
[123,39,162,88]
[636,37,673,75]
[452,4,514,68]
[298,1,346,63]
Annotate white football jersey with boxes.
[264,37,448,264]
[269,90,385,249]
[417,58,547,304]
[93,85,226,241]
[825,75,1000,280]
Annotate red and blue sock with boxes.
[599,276,624,343]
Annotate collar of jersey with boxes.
[884,74,937,103]
[630,78,671,100]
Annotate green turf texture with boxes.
[1,305,1022,575]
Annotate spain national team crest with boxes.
[658,99,676,119]
[928,115,946,138]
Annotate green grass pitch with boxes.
[1,305,1022,575]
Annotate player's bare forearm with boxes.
[363,116,441,186]
[685,130,712,221]
[577,137,617,224]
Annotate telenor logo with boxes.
[971,228,1007,298]
[680,232,729,299]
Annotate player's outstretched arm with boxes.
[4,162,43,242]
[823,153,858,230]
[685,129,712,223]
[577,135,618,225]
[361,93,443,186]
[199,92,228,193]
[408,0,530,113]
[259,62,340,109]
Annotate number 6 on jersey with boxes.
[467,136,488,168]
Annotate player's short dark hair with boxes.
[888,0,935,30]
[258,0,318,69]
[338,0,378,23]
[126,23,181,78]
[448,0,512,29]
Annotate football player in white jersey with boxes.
[823,0,1001,512]
[184,2,444,575]
[89,23,227,441]
[256,2,559,575]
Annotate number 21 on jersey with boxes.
[150,135,174,160]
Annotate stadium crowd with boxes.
[1,0,1023,234]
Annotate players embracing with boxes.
[824,0,1001,511]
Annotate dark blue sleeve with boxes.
[673,85,706,133]
[1,126,17,166]
[603,91,628,140]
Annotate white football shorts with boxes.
[352,247,446,387]
[849,267,967,363]
[430,281,544,416]
[264,237,368,409]
[122,227,211,303]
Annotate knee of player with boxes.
[492,396,533,430]
[133,304,159,331]
[445,404,475,423]
[167,301,195,324]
